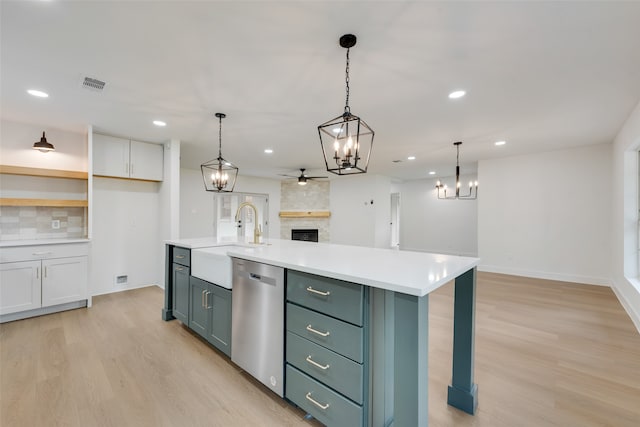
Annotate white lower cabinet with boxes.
[0,260,41,314]
[41,256,87,307]
[0,243,89,318]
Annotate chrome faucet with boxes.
[234,202,262,244]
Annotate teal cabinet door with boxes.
[208,284,232,357]
[189,277,209,338]
[172,263,190,323]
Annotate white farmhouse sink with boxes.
[191,246,235,289]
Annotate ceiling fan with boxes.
[280,168,328,186]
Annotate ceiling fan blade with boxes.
[306,176,328,179]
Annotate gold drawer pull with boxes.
[176,267,184,271]
[306,325,330,337]
[176,255,185,259]
[306,355,330,370]
[306,286,330,297]
[305,392,330,410]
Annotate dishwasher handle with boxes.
[249,273,262,280]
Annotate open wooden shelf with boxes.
[279,211,331,218]
[0,165,88,180]
[0,198,88,207]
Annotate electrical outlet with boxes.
[51,220,60,229]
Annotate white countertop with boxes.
[168,238,479,297]
[164,236,240,249]
[0,238,90,248]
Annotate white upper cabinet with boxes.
[93,134,163,181]
[130,140,164,181]
[93,134,130,178]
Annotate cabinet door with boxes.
[41,256,87,307]
[208,284,232,357]
[0,261,41,315]
[172,263,189,323]
[130,140,163,181]
[189,277,209,338]
[93,134,130,178]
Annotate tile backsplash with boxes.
[0,206,87,241]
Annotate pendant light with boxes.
[318,34,374,175]
[201,113,238,192]
[33,131,55,152]
[435,142,478,200]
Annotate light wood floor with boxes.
[1,272,639,426]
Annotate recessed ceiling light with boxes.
[407,156,416,160]
[494,140,506,146]
[428,171,436,175]
[448,90,466,99]
[264,149,273,154]
[153,120,166,127]
[27,89,48,98]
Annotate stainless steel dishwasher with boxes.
[231,258,285,397]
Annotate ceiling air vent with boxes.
[81,76,106,92]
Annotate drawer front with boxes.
[287,303,363,363]
[286,331,363,404]
[286,365,362,427]
[172,246,190,267]
[1,243,89,263]
[287,270,363,326]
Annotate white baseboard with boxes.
[610,278,640,334]
[92,282,160,297]
[477,264,610,286]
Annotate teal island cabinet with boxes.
[163,240,232,358]
[162,239,479,427]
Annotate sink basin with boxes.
[191,246,235,289]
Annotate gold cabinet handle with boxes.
[306,355,330,370]
[201,290,206,308]
[176,267,184,271]
[176,255,185,259]
[305,392,329,410]
[306,286,330,297]
[306,325,330,337]
[36,267,40,279]
[205,291,211,309]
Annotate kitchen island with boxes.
[162,238,479,427]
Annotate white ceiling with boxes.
[2,1,640,181]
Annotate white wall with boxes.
[611,100,640,331]
[478,143,612,285]
[330,174,391,248]
[179,168,281,240]
[91,177,163,295]
[0,119,87,170]
[399,174,478,256]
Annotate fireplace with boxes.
[291,229,319,242]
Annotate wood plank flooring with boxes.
[1,272,639,426]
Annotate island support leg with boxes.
[393,292,429,427]
[447,267,478,414]
[161,245,174,321]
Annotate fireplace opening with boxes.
[291,229,318,242]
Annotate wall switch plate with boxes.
[51,220,60,229]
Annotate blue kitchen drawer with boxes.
[287,303,363,364]
[173,246,190,267]
[287,269,363,326]
[286,331,363,404]
[286,364,362,427]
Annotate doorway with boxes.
[390,192,400,249]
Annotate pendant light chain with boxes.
[344,47,351,114]
[218,114,223,158]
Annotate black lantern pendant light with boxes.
[33,131,55,152]
[318,34,374,175]
[201,113,239,192]
[435,142,478,200]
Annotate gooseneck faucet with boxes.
[234,202,262,244]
